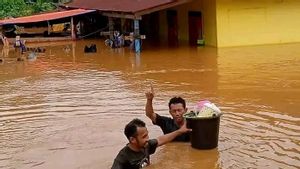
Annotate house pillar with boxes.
[134,19,140,53]
[47,21,51,36]
[71,17,76,40]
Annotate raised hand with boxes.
[145,82,154,100]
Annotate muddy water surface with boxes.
[0,41,299,169]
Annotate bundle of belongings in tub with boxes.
[186,100,222,118]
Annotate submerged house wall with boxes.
[156,0,300,47]
[158,0,217,46]
[216,0,300,47]
[58,0,300,47]
[202,0,217,47]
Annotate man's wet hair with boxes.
[124,118,146,140]
[168,97,186,109]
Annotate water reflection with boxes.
[0,41,299,169]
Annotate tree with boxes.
[0,0,64,19]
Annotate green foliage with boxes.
[32,0,56,13]
[0,0,57,19]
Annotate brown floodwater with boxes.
[0,40,299,169]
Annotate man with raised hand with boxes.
[145,83,190,142]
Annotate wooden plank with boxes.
[124,35,146,40]
[100,31,111,36]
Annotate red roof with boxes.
[65,0,184,13]
[0,9,95,25]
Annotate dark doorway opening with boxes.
[167,10,178,46]
[141,12,160,43]
[188,11,202,46]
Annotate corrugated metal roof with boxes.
[65,0,176,13]
[0,9,95,25]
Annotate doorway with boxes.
[167,10,178,46]
[188,11,202,46]
[141,12,160,43]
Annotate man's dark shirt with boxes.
[154,114,190,142]
[111,139,158,169]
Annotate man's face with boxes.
[169,103,187,125]
[133,127,149,148]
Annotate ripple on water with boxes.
[219,109,300,169]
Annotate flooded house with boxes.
[1,0,299,48]
[0,9,107,44]
[64,0,300,47]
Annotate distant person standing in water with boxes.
[0,33,9,47]
[0,33,10,61]
[145,83,190,142]
[111,118,191,169]
[14,35,26,54]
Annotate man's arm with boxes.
[145,83,157,123]
[156,121,191,146]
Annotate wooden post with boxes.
[71,17,76,40]
[47,21,51,36]
[134,19,140,53]
[108,17,114,40]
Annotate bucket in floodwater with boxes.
[184,112,221,149]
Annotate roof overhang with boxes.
[64,0,192,19]
[135,0,192,16]
[0,9,96,26]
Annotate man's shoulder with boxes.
[115,146,129,161]
[156,113,173,122]
[154,114,177,134]
[117,145,140,160]
[111,146,129,169]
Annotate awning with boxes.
[65,0,191,16]
[0,9,96,26]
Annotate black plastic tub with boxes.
[185,114,221,149]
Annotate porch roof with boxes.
[0,9,96,26]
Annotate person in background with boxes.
[111,118,191,169]
[14,35,26,54]
[0,33,10,62]
[0,33,9,47]
[145,84,190,141]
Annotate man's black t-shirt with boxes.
[111,139,158,169]
[154,114,190,142]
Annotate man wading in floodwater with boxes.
[111,118,191,169]
[145,83,190,142]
